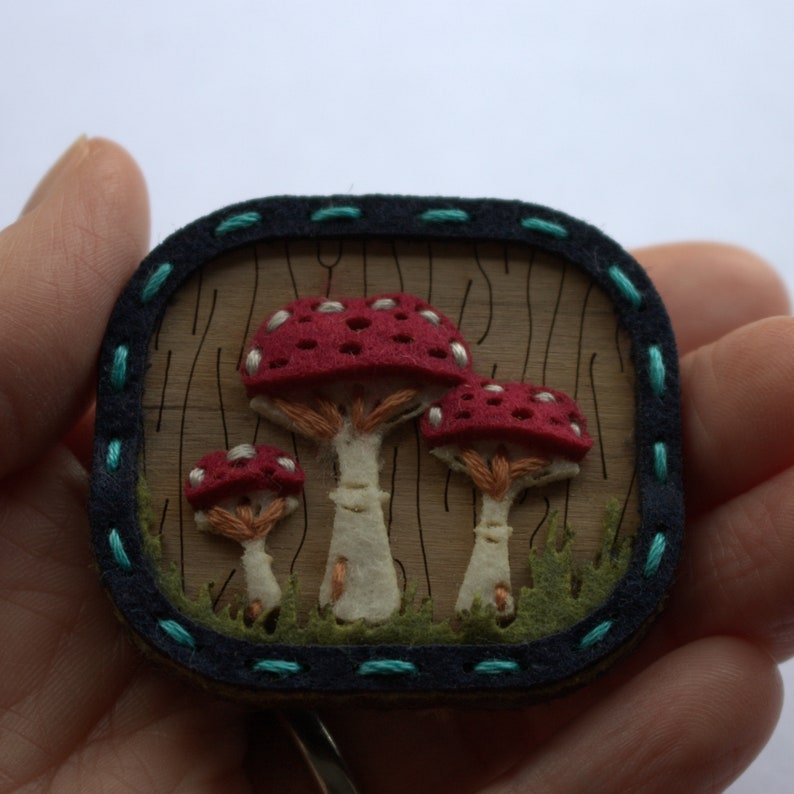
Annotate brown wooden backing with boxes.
[141,239,637,621]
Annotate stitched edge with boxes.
[90,195,683,696]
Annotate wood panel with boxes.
[142,239,636,621]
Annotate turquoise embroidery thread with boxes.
[253,659,302,677]
[141,263,173,304]
[311,206,362,222]
[644,532,667,577]
[110,345,129,392]
[106,439,122,473]
[648,346,666,397]
[580,620,614,649]
[520,217,568,239]
[215,211,262,236]
[420,208,470,224]
[653,442,668,483]
[108,528,132,572]
[158,618,197,650]
[474,659,521,674]
[608,265,642,309]
[357,659,418,676]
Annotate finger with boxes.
[0,447,140,781]
[633,242,789,355]
[661,463,794,662]
[0,138,149,479]
[482,637,782,794]
[680,315,794,516]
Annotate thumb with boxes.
[0,137,150,478]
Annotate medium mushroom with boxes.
[421,378,592,619]
[241,293,472,624]
[184,443,305,623]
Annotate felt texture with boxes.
[184,444,304,509]
[455,494,516,616]
[241,292,474,625]
[422,377,593,461]
[241,293,472,394]
[90,195,684,705]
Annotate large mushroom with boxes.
[421,378,592,619]
[184,443,305,623]
[241,293,472,624]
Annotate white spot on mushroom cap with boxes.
[450,341,468,368]
[482,383,504,393]
[227,444,257,462]
[419,309,440,325]
[245,348,262,376]
[188,468,205,487]
[317,300,345,313]
[427,406,443,428]
[277,455,297,472]
[266,309,291,332]
[534,391,556,403]
[570,422,582,437]
[371,298,397,310]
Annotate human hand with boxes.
[1,139,790,792]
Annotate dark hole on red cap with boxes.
[346,317,371,331]
[339,342,362,356]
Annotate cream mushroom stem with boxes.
[200,494,296,621]
[455,488,517,616]
[321,419,400,624]
[451,452,580,619]
[249,387,431,624]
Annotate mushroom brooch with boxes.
[422,378,593,619]
[90,194,684,705]
[183,444,304,623]
[241,293,472,624]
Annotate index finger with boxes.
[633,242,789,355]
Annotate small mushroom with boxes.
[240,293,472,624]
[421,378,592,619]
[184,443,304,623]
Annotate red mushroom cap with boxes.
[240,293,472,396]
[184,444,305,509]
[421,378,593,461]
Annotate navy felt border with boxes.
[90,195,683,703]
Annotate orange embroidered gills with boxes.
[184,444,304,623]
[240,294,473,624]
[421,378,593,619]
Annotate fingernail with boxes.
[21,135,91,215]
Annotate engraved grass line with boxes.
[391,240,405,293]
[521,250,536,383]
[178,289,218,588]
[285,240,299,300]
[473,243,494,345]
[413,421,432,597]
[542,262,567,384]
[588,351,609,480]
[289,433,310,574]
[155,349,172,433]
[573,281,595,401]
[236,245,260,369]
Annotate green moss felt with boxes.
[142,500,629,647]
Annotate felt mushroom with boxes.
[421,377,592,619]
[184,443,305,623]
[241,293,472,623]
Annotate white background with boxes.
[1,2,792,789]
